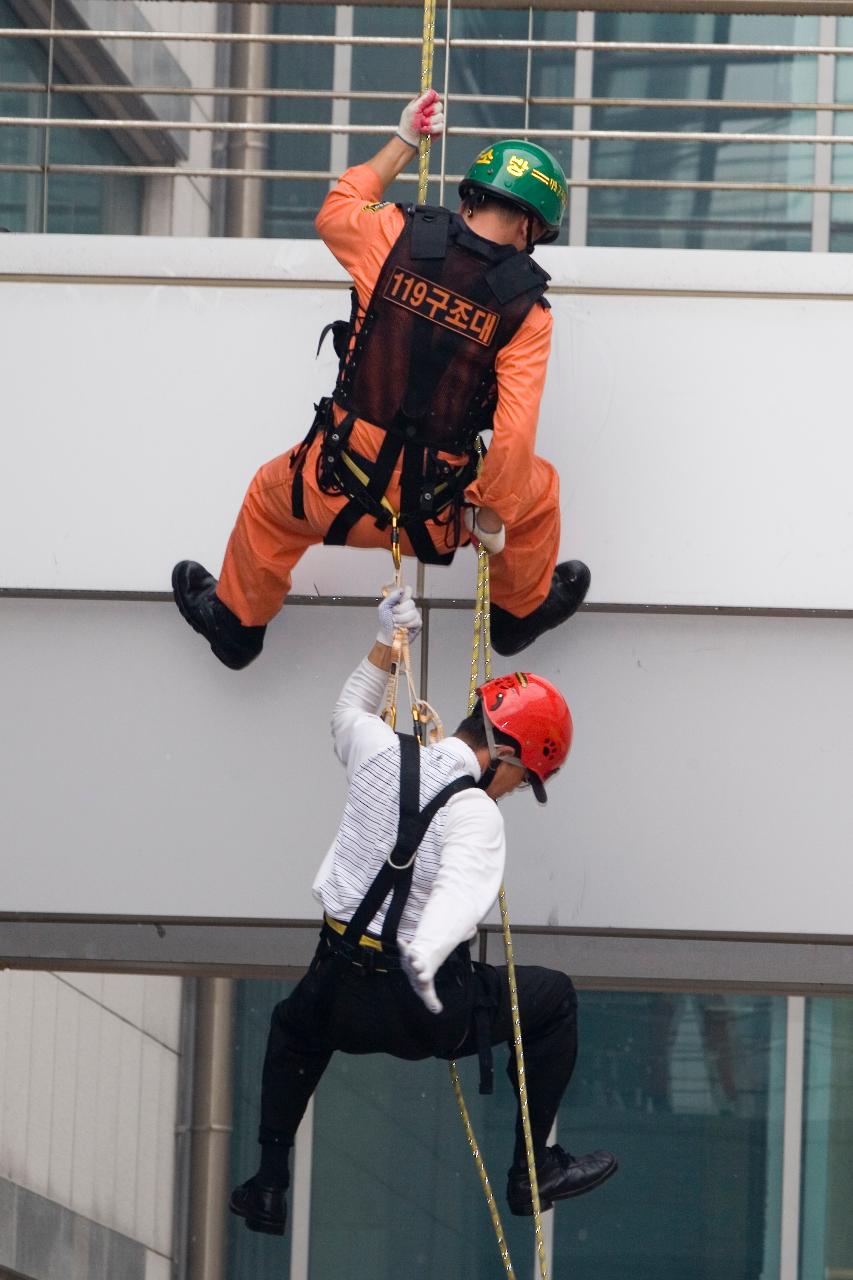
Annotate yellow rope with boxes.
[417,0,436,205]
[389,6,547,1268]
[457,535,550,1279]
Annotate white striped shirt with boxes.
[312,658,506,979]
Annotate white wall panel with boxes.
[141,976,182,1053]
[135,1037,160,1249]
[115,1021,143,1237]
[3,236,853,607]
[1,972,34,1186]
[427,608,853,935]
[3,595,853,935]
[153,1050,178,1258]
[25,973,58,1197]
[70,996,100,1223]
[0,597,358,919]
[93,1009,123,1230]
[48,981,79,1208]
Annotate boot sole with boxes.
[507,1157,619,1216]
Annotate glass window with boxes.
[228,982,786,1279]
[800,996,853,1278]
[588,14,819,251]
[552,992,785,1279]
[228,978,296,1279]
[263,4,337,239]
[829,19,853,252]
[0,0,142,234]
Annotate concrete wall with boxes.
[0,970,182,1280]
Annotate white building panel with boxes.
[2,594,853,935]
[48,980,79,1208]
[2,237,853,606]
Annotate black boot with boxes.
[171,561,266,670]
[229,1177,287,1236]
[491,560,590,658]
[506,1145,618,1215]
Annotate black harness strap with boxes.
[409,205,450,259]
[323,425,404,546]
[290,399,332,522]
[342,734,476,950]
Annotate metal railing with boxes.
[2,12,853,242]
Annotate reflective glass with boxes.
[228,979,296,1279]
[800,997,853,1277]
[552,992,785,1279]
[829,20,853,252]
[588,14,819,250]
[263,5,336,238]
[0,0,44,232]
[0,0,142,234]
[228,982,786,1279]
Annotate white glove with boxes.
[397,89,445,148]
[398,938,443,1015]
[376,585,423,646]
[464,506,506,555]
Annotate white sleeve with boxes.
[407,789,505,980]
[331,657,398,779]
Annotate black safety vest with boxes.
[293,205,550,565]
[335,205,551,451]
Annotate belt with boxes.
[322,915,401,971]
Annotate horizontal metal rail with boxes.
[3,161,853,195]
[3,116,852,145]
[4,28,853,56]
[4,82,853,113]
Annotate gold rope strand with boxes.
[390,6,546,1267]
[417,0,436,203]
[458,531,551,1280]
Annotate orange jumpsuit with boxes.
[217,164,561,626]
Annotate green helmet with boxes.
[459,139,568,244]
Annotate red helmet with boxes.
[477,672,572,804]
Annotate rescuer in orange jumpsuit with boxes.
[172,90,589,669]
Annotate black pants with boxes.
[259,938,578,1169]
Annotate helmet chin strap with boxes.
[482,715,526,776]
[525,213,537,255]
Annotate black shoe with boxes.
[229,1178,287,1236]
[491,561,591,658]
[171,560,266,670]
[506,1145,618,1216]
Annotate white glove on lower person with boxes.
[398,938,443,1015]
[376,585,423,646]
[464,506,506,555]
[397,89,445,148]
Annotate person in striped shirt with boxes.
[229,589,617,1237]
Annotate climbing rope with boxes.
[385,6,548,1269]
[456,537,550,1280]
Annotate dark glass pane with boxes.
[800,997,853,1276]
[309,1047,541,1280]
[0,0,46,231]
[829,18,853,252]
[349,7,423,205]
[227,979,296,1280]
[589,14,818,250]
[552,992,785,1280]
[0,0,141,234]
[264,5,336,239]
